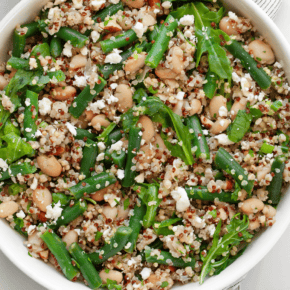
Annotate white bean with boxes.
[172,100,184,116]
[91,183,117,202]
[62,230,78,250]
[152,134,166,159]
[241,198,264,214]
[209,95,227,119]
[102,205,118,221]
[33,187,52,212]
[51,86,77,101]
[0,201,18,218]
[138,116,155,143]
[37,155,62,177]
[230,97,247,120]
[262,205,276,218]
[124,53,146,74]
[210,118,231,134]
[155,65,178,79]
[248,40,275,65]
[122,0,144,8]
[91,114,111,131]
[188,99,202,116]
[70,54,87,70]
[115,84,133,113]
[219,17,239,35]
[171,46,184,74]
[99,269,123,284]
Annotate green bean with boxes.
[69,172,117,200]
[69,77,107,118]
[225,40,271,90]
[97,123,116,143]
[147,24,161,42]
[69,243,102,290]
[98,42,148,79]
[122,126,142,187]
[92,3,124,23]
[7,57,30,70]
[75,128,97,142]
[144,247,196,268]
[30,43,50,59]
[125,202,146,253]
[50,37,63,58]
[89,226,132,265]
[23,90,38,141]
[215,147,254,194]
[105,129,123,146]
[12,30,26,58]
[41,230,79,280]
[53,200,87,229]
[185,186,239,203]
[204,70,218,99]
[111,150,126,169]
[267,155,286,205]
[21,22,39,38]
[56,27,89,48]
[100,29,138,54]
[52,192,71,207]
[80,139,98,178]
[186,115,210,160]
[145,14,178,69]
[0,162,37,181]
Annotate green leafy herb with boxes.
[199,214,252,284]
[260,142,274,154]
[13,216,27,237]
[208,209,217,218]
[95,231,103,241]
[148,86,158,94]
[250,107,263,119]
[97,123,116,142]
[102,278,122,290]
[161,281,169,288]
[227,110,252,143]
[8,184,26,196]
[248,149,254,157]
[270,100,283,112]
[124,198,130,210]
[52,192,71,207]
[153,217,182,236]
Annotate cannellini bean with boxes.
[72,114,89,129]
[152,134,166,159]
[100,269,123,284]
[147,274,159,289]
[117,204,130,219]
[91,183,117,201]
[262,205,276,218]
[91,114,111,131]
[33,187,52,212]
[115,84,133,113]
[230,97,247,120]
[37,155,62,177]
[0,75,8,90]
[51,86,77,101]
[28,231,45,253]
[122,0,144,8]
[172,100,184,116]
[188,99,202,116]
[70,54,87,70]
[257,165,271,182]
[138,116,155,143]
[209,95,227,119]
[124,53,146,74]
[155,65,178,79]
[138,145,154,165]
[62,230,78,250]
[248,40,275,65]
[210,118,231,134]
[171,46,184,74]
[0,201,18,218]
[39,250,49,260]
[102,205,118,220]
[218,208,228,221]
[84,110,96,122]
[219,17,239,35]
[200,115,214,129]
[241,198,264,214]
[102,20,122,33]
[117,16,133,30]
[248,218,260,231]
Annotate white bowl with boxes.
[1,0,290,289]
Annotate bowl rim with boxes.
[1,0,290,289]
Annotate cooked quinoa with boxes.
[0,0,289,288]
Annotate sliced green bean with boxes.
[105,129,123,146]
[111,150,126,169]
[53,200,87,229]
[147,24,161,42]
[185,186,239,203]
[215,147,254,194]
[75,128,97,141]
[41,230,79,281]
[267,155,286,205]
[122,126,142,187]
[186,115,210,160]
[145,14,178,69]
[80,139,98,178]
[21,22,39,38]
[125,202,146,253]
[56,27,89,48]
[89,226,132,265]
[0,162,37,181]
[92,3,124,23]
[69,77,107,118]
[23,90,38,141]
[69,243,102,289]
[7,57,30,70]
[69,172,117,200]
[204,70,218,99]
[50,37,63,58]
[100,29,138,54]
[144,247,196,268]
[12,30,26,58]
[225,40,271,90]
[97,123,116,143]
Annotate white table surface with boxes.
[0,0,290,289]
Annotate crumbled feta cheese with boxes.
[91,0,106,10]
[117,169,125,180]
[140,267,151,280]
[66,122,77,136]
[63,41,73,57]
[72,0,83,9]
[73,75,87,87]
[97,142,106,151]
[91,31,100,43]
[232,72,241,83]
[0,158,8,171]
[228,11,239,21]
[110,140,123,153]
[133,22,145,38]
[25,98,31,106]
[171,187,190,212]
[95,100,106,110]
[27,225,36,235]
[29,58,38,70]
[38,97,52,115]
[105,49,122,64]
[80,46,88,55]
[45,201,63,222]
[97,153,105,161]
[180,15,194,26]
[16,210,26,219]
[219,106,228,117]
[162,1,172,9]
[176,92,185,100]
[30,177,38,190]
[110,83,118,89]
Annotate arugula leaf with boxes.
[250,107,263,119]
[13,216,28,237]
[153,217,182,236]
[199,214,252,284]
[227,110,252,143]
[102,278,122,290]
[8,184,26,196]
[0,132,34,163]
[260,142,274,154]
